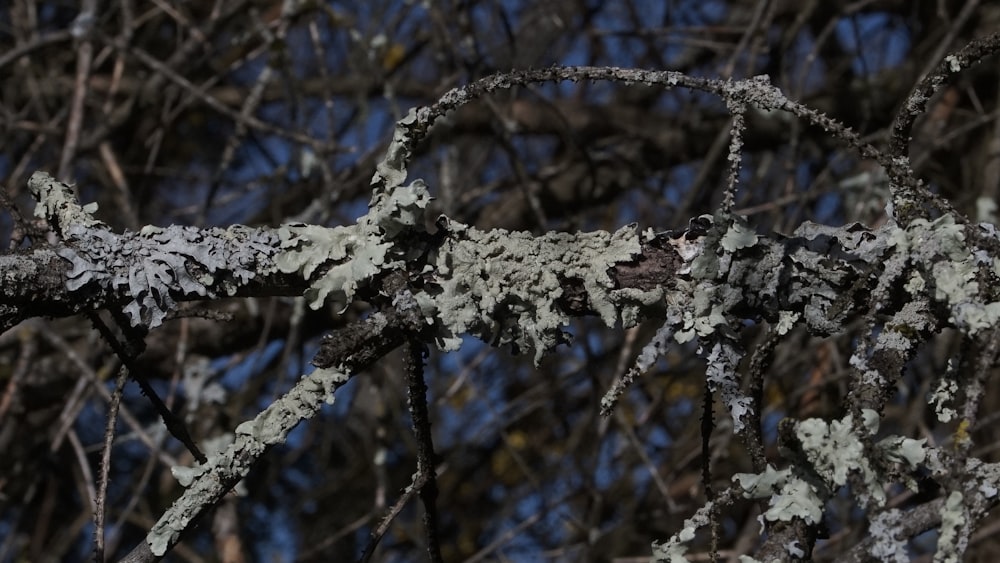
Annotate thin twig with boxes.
[358,471,430,563]
[87,312,206,463]
[403,339,443,563]
[93,365,129,563]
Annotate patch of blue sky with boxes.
[835,13,910,76]
[75,522,96,560]
[225,46,270,86]
[594,434,623,489]
[665,162,696,207]
[582,322,612,353]
[276,454,317,492]
[117,374,170,408]
[489,480,575,549]
[687,0,726,24]
[470,147,515,186]
[601,33,645,69]
[786,31,827,95]
[435,334,490,376]
[250,504,298,562]
[214,338,286,391]
[629,462,653,496]
[655,88,686,114]
[431,337,508,448]
[815,192,843,225]
[559,35,592,68]
[111,434,159,472]
[647,424,674,450]
[667,393,694,419]
[762,410,783,442]
[74,395,111,444]
[620,384,656,417]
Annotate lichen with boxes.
[796,415,882,503]
[734,464,824,524]
[765,476,824,524]
[423,221,643,363]
[868,510,910,563]
[274,179,432,311]
[734,464,791,497]
[651,496,728,562]
[703,336,752,432]
[945,54,962,73]
[720,219,758,252]
[27,172,104,231]
[146,366,349,556]
[885,214,1000,335]
[56,224,279,327]
[936,491,968,561]
[275,223,389,310]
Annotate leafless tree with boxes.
[4,1,1000,562]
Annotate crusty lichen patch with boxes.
[417,220,655,363]
[274,179,432,311]
[147,366,350,556]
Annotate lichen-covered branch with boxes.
[119,364,351,562]
[14,59,1000,562]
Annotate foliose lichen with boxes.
[146,366,349,556]
[730,412,927,536]
[418,221,647,363]
[274,179,432,311]
[57,223,279,328]
[888,215,1000,335]
[29,171,284,328]
[930,371,959,423]
[936,490,968,561]
[868,509,910,563]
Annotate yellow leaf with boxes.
[382,43,406,71]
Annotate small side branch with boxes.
[403,339,443,563]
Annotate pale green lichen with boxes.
[877,436,927,468]
[704,336,752,432]
[932,260,977,305]
[372,107,419,190]
[904,271,926,295]
[170,434,240,491]
[887,214,1000,335]
[734,464,824,524]
[776,310,799,335]
[275,223,390,310]
[868,509,910,563]
[765,477,824,524]
[675,294,727,343]
[734,464,790,497]
[146,366,349,556]
[976,197,997,223]
[52,222,279,327]
[936,491,968,562]
[730,413,929,535]
[423,221,644,363]
[275,179,431,311]
[945,54,962,73]
[652,526,695,562]
[651,496,728,562]
[797,415,882,503]
[888,215,966,259]
[28,171,105,230]
[720,219,758,252]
